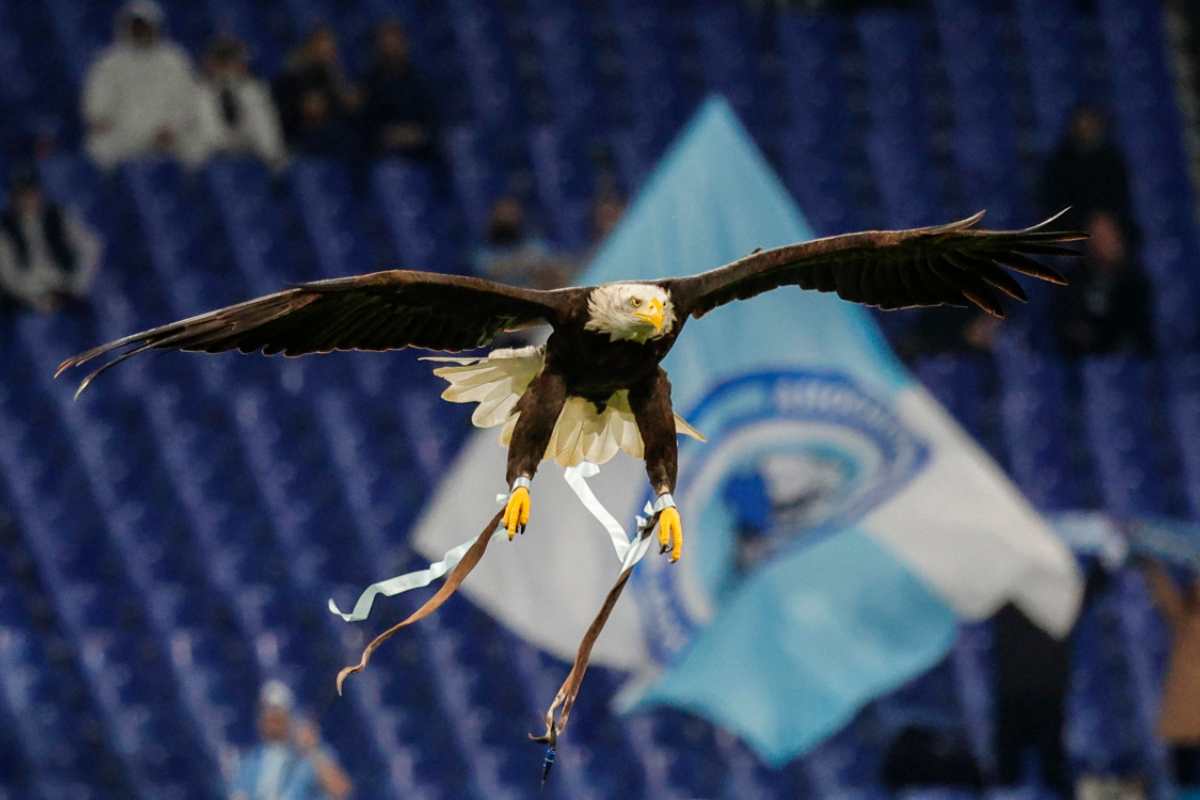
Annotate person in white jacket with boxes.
[81,0,200,169]
[194,35,287,171]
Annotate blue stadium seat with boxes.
[1079,357,1181,517]
[370,158,461,271]
[526,2,605,131]
[855,10,949,228]
[529,125,595,249]
[775,12,859,235]
[1012,0,1094,152]
[932,2,1023,227]
[446,0,527,136]
[995,346,1097,509]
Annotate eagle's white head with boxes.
[584,283,677,343]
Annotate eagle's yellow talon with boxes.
[659,506,683,562]
[504,486,531,540]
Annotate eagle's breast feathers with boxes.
[425,344,703,467]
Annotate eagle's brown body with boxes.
[542,290,687,405]
[500,289,687,496]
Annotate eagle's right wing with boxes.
[56,269,578,397]
[663,210,1084,320]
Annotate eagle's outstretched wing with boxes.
[664,210,1084,320]
[56,270,575,397]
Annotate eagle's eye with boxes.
[630,298,642,308]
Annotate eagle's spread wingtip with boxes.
[937,209,986,233]
[1033,207,1073,229]
[72,365,106,401]
[53,357,91,400]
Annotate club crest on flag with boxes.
[636,368,931,663]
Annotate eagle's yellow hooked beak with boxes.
[635,298,664,332]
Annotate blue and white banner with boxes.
[412,97,1083,764]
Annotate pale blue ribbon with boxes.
[329,462,657,623]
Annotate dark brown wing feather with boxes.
[664,210,1084,319]
[57,269,577,397]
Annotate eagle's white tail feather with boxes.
[471,393,521,429]
[428,346,703,467]
[672,414,707,443]
[619,415,643,458]
[441,370,510,396]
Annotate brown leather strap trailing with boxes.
[531,529,650,745]
[336,509,504,694]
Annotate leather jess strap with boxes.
[335,509,505,695]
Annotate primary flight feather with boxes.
[58,210,1083,561]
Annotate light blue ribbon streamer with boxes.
[329,462,657,623]
[562,461,657,570]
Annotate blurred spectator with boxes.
[993,559,1114,798]
[575,183,627,269]
[992,606,1072,796]
[1142,562,1200,795]
[1055,212,1154,358]
[591,187,626,244]
[1076,776,1147,800]
[361,20,439,161]
[882,724,983,791]
[195,35,286,170]
[473,195,572,288]
[82,0,200,169]
[0,164,101,313]
[230,681,352,800]
[274,25,359,156]
[898,308,1000,360]
[1040,105,1137,241]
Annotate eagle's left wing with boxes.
[56,269,578,397]
[663,210,1084,320]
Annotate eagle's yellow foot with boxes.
[504,486,531,540]
[658,506,683,562]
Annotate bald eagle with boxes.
[57,210,1082,562]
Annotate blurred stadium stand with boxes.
[1,0,1198,797]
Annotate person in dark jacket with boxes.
[360,20,438,161]
[273,24,359,156]
[1040,105,1138,242]
[1055,211,1154,358]
[0,165,102,313]
[993,559,1114,798]
[897,307,1000,361]
[472,195,571,288]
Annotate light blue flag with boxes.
[413,97,1082,765]
[583,97,1082,764]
